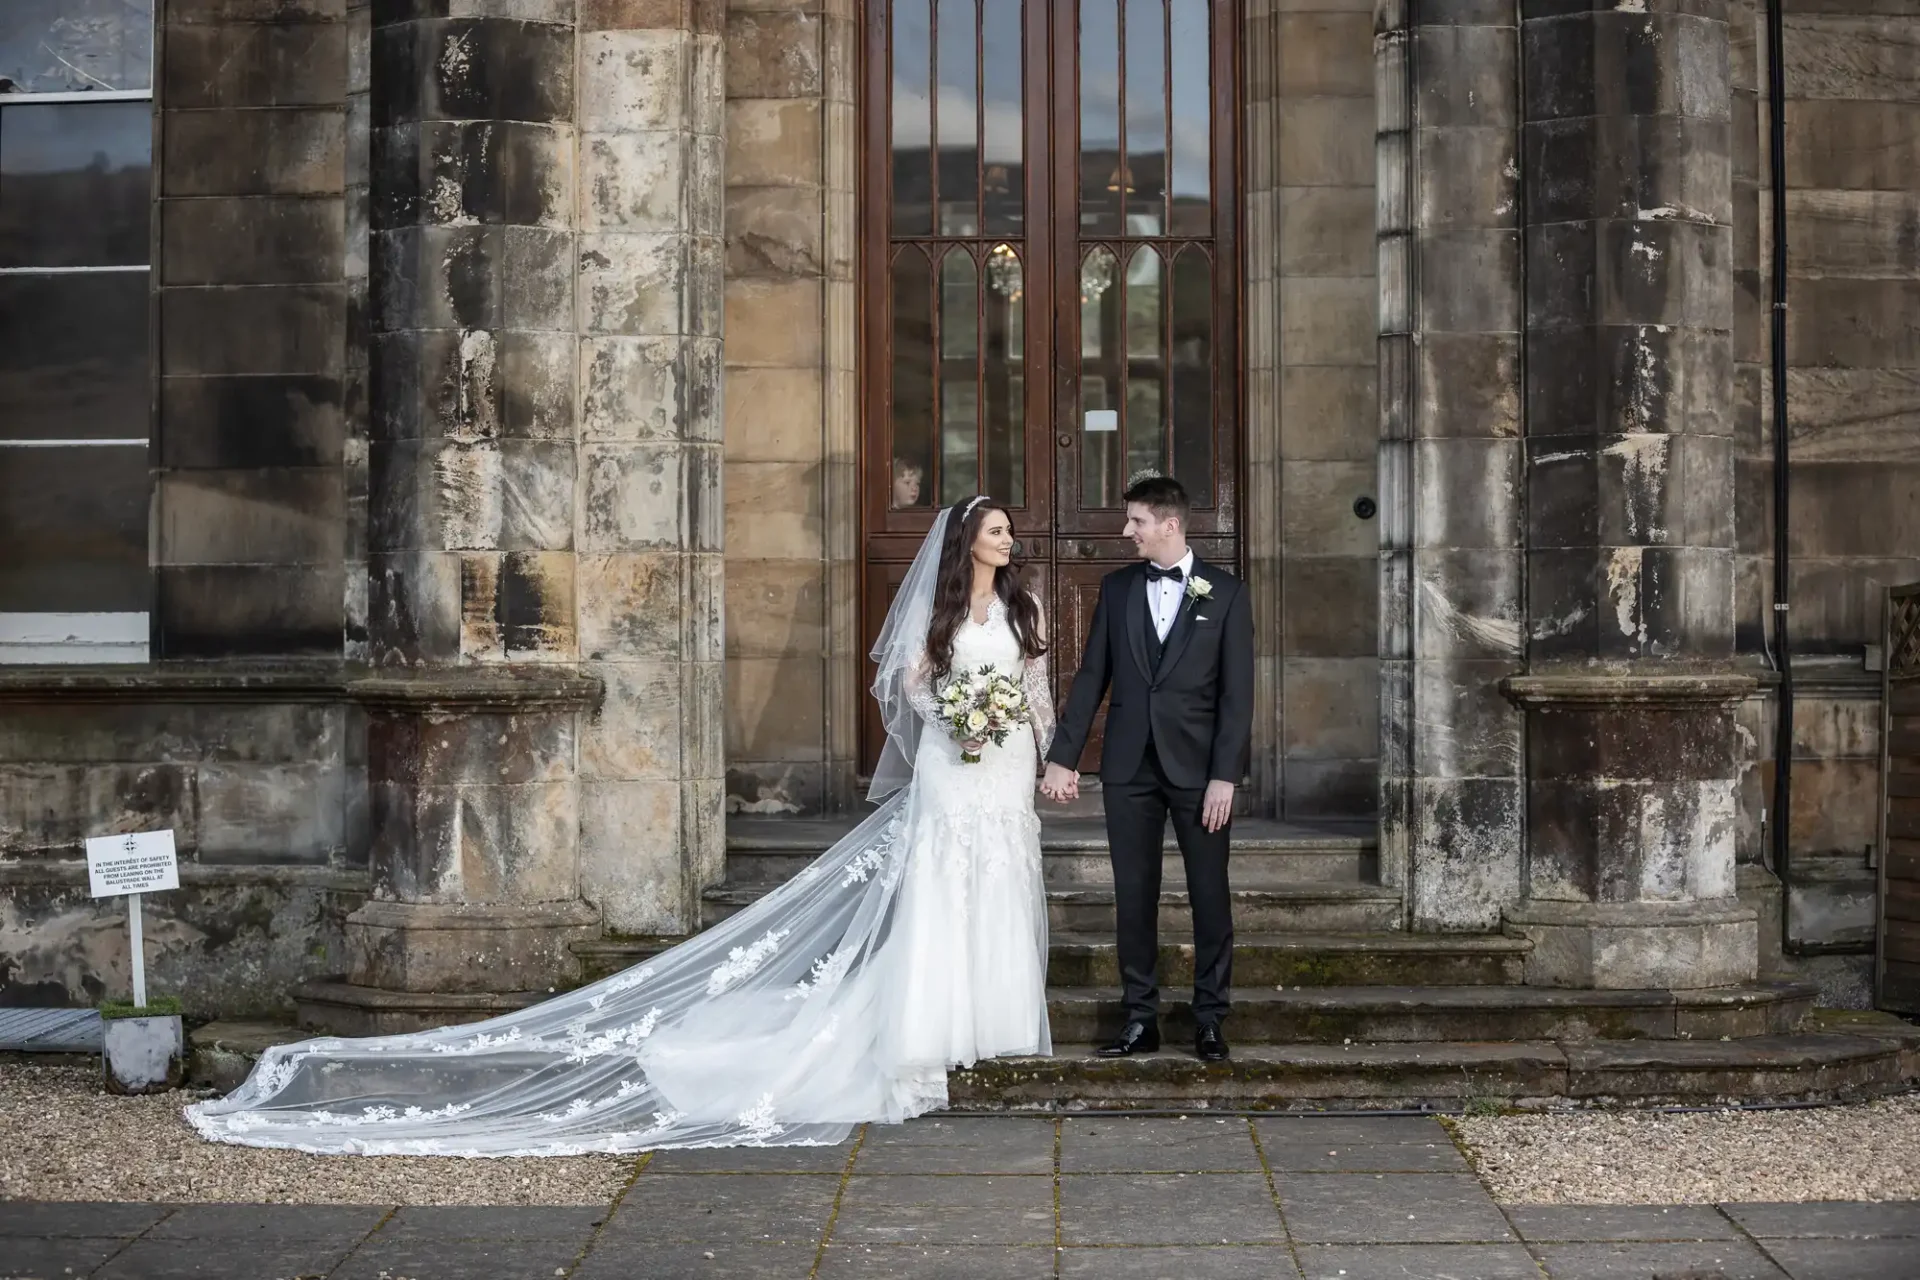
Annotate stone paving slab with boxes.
[140,1202,388,1240]
[601,1172,839,1245]
[573,1241,816,1280]
[1056,1245,1293,1278]
[1758,1237,1920,1280]
[0,1237,128,1277]
[817,1243,1056,1279]
[91,1238,358,1279]
[1528,1239,1792,1280]
[1058,1172,1287,1245]
[332,1236,585,1280]
[1060,1116,1262,1172]
[0,1202,168,1237]
[1505,1202,1742,1242]
[1251,1114,1455,1144]
[1295,1242,1546,1279]
[1260,1134,1469,1172]
[857,1117,1054,1175]
[1722,1199,1920,1238]
[1277,1172,1516,1245]
[830,1173,1055,1246]
[374,1203,606,1241]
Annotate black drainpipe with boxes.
[1766,0,1793,933]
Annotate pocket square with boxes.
[1196,615,1210,621]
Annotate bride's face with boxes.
[971,509,1015,570]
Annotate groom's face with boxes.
[1124,502,1180,564]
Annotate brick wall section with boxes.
[154,0,351,657]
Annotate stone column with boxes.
[311,1,607,1029]
[1504,0,1757,988]
[574,1,728,934]
[1376,0,1527,929]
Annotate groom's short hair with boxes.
[1123,474,1189,527]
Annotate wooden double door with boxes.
[861,0,1240,773]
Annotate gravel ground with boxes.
[0,1064,634,1205]
[1452,1092,1920,1204]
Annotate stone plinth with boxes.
[1503,673,1759,989]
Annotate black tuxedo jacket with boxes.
[1047,557,1255,789]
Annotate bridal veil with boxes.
[187,508,980,1155]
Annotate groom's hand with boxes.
[1042,763,1079,803]
[1201,780,1235,833]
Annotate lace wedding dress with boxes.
[186,507,1052,1156]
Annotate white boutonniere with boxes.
[1185,575,1212,601]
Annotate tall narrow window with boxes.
[885,0,1027,512]
[0,1,155,662]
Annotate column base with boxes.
[1504,898,1758,990]
[344,899,601,994]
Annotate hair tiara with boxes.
[960,495,991,519]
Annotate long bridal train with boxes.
[186,504,1053,1156]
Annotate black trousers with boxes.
[1103,740,1233,1027]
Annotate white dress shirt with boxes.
[1146,549,1195,642]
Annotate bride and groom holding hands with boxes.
[190,473,1254,1156]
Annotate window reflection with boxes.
[0,101,151,268]
[891,0,932,235]
[935,0,979,236]
[890,248,936,508]
[1171,246,1213,503]
[1124,0,1166,235]
[1079,0,1121,236]
[0,0,154,94]
[938,249,980,502]
[984,244,1024,505]
[1125,245,1165,482]
[1168,0,1211,235]
[1080,246,1121,507]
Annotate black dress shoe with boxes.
[1195,1024,1229,1062]
[1095,1021,1160,1057]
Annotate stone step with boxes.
[190,1021,1919,1111]
[1043,981,1820,1044]
[725,817,1376,888]
[700,883,1408,934]
[571,931,1530,988]
[949,1032,1917,1111]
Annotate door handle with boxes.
[1057,433,1072,448]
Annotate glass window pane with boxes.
[0,0,154,95]
[0,101,151,268]
[0,271,148,441]
[984,243,1024,506]
[980,0,1023,237]
[1079,246,1121,508]
[890,247,935,508]
[1078,0,1121,237]
[0,443,149,612]
[1170,245,1212,504]
[1124,245,1164,482]
[935,0,979,236]
[1123,0,1166,235]
[938,248,979,503]
[1168,0,1211,236]
[892,0,933,236]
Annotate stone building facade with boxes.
[1,0,1915,1019]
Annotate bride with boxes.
[186,497,1055,1155]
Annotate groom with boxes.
[1042,475,1254,1062]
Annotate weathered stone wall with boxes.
[720,0,857,817]
[155,0,354,657]
[1732,0,1920,1003]
[1267,0,1383,821]
[0,682,365,1017]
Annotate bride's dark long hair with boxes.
[926,497,1048,679]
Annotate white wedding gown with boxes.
[185,594,1051,1156]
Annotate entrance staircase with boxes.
[564,815,1920,1110]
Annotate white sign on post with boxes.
[85,829,178,1010]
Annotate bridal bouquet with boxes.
[935,665,1030,763]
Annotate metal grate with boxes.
[0,1007,102,1052]
[1877,583,1920,1014]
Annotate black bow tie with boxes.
[1145,564,1185,583]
